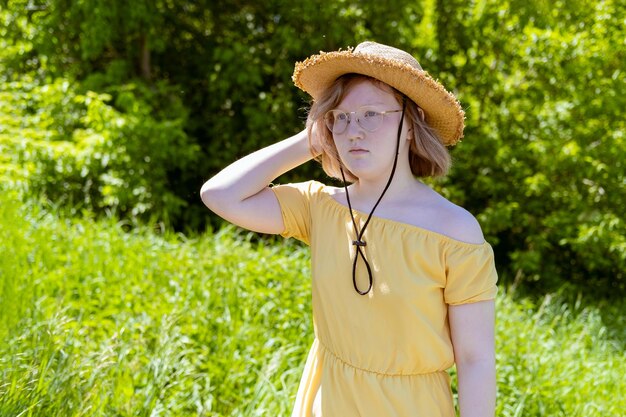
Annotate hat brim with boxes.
[293,50,465,146]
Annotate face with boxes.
[330,80,410,181]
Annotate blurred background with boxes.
[0,0,624,415]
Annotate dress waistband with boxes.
[317,338,448,378]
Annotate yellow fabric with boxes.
[271,180,498,417]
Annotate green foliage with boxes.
[1,0,625,295]
[0,192,624,416]
[0,74,199,225]
[1,2,623,415]
[0,0,165,78]
[432,0,626,296]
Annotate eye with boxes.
[363,110,380,118]
[336,112,348,121]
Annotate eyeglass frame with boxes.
[323,107,403,134]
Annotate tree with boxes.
[1,0,624,296]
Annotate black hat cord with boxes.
[339,97,407,295]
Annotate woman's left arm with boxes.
[449,300,496,417]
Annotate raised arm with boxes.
[200,128,316,234]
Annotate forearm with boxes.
[455,359,496,417]
[201,129,313,202]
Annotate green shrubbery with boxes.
[1,0,624,296]
[0,75,199,224]
[436,0,626,296]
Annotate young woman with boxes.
[201,41,497,417]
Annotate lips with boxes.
[349,148,369,153]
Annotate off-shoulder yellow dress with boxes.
[271,181,498,417]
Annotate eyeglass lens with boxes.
[325,108,385,134]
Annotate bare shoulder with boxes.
[432,197,485,244]
[318,182,485,244]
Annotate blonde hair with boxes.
[307,74,451,182]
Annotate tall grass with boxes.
[0,191,624,416]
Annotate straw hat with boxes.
[292,41,465,146]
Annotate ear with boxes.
[417,108,426,121]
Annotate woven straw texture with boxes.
[293,42,465,146]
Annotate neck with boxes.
[348,163,421,205]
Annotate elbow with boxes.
[200,181,223,212]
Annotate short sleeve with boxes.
[444,243,498,305]
[270,181,323,245]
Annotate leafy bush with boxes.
[434,0,626,296]
[0,75,199,225]
[1,0,625,296]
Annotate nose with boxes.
[346,114,363,140]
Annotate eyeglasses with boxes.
[324,107,403,134]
